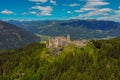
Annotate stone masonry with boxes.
[47,35,88,48]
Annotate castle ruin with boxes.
[47,35,88,49]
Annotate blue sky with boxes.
[0,0,120,21]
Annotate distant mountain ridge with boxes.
[8,19,120,40]
[60,20,119,30]
[0,20,40,50]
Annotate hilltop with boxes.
[0,38,120,80]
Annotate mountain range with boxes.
[8,19,120,40]
[0,20,40,50]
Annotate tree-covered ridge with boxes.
[0,38,120,80]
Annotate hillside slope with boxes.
[0,20,40,50]
[0,38,120,80]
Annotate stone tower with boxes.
[67,34,70,42]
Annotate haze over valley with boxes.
[8,19,120,40]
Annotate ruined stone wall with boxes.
[47,35,88,49]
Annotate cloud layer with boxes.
[31,6,53,16]
[0,0,120,21]
[71,0,120,22]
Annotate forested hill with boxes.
[0,20,40,50]
[8,19,120,40]
[0,38,120,80]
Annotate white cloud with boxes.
[87,8,112,16]
[115,10,120,14]
[1,9,15,15]
[29,0,47,3]
[85,0,109,8]
[75,0,109,12]
[22,11,37,15]
[73,8,112,19]
[73,0,113,21]
[97,11,120,22]
[73,7,120,22]
[22,12,28,15]
[29,11,37,14]
[69,3,80,7]
[67,11,71,13]
[50,0,57,6]
[31,6,53,16]
[75,7,96,12]
[119,6,120,9]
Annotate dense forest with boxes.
[0,38,120,80]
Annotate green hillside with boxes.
[0,38,120,80]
